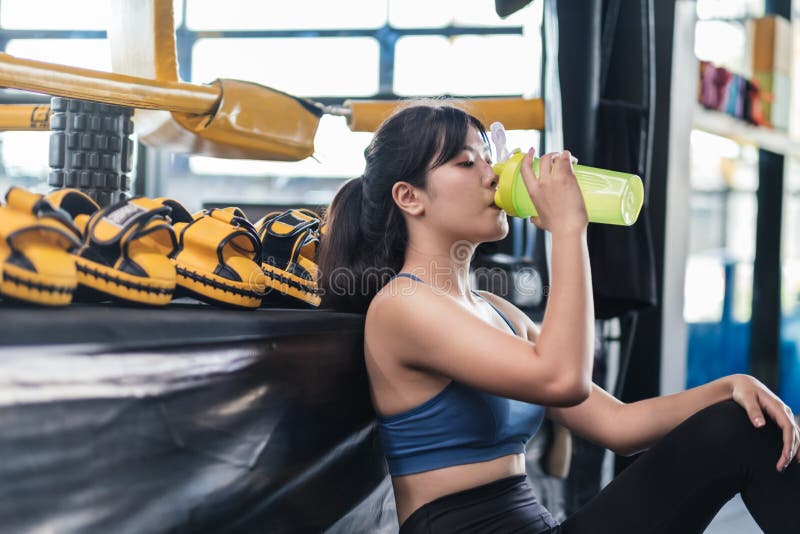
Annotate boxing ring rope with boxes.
[0,53,545,136]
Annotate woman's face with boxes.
[422,126,509,243]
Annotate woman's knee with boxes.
[683,400,782,456]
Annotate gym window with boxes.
[0,0,543,210]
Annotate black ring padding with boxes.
[176,266,262,299]
[76,262,173,296]
[1,270,73,295]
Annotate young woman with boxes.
[318,102,800,533]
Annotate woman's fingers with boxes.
[538,151,557,181]
[519,147,538,190]
[780,420,798,471]
[780,422,793,471]
[519,148,587,235]
[553,150,574,177]
[784,405,799,466]
[795,412,800,462]
[758,392,798,471]
[795,427,800,462]
[530,216,545,230]
[731,376,800,471]
[740,394,767,428]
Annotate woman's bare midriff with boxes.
[391,452,527,527]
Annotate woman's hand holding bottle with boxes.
[518,148,588,237]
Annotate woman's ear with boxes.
[392,181,425,216]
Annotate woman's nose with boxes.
[483,161,499,188]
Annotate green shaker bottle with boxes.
[492,151,644,226]
[489,122,644,226]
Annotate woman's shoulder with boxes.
[367,275,435,327]
[364,276,450,374]
[367,281,531,331]
[365,276,477,354]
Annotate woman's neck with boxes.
[401,237,475,299]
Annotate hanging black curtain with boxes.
[495,0,537,17]
[588,0,657,320]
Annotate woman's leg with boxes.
[560,400,800,534]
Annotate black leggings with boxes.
[399,400,800,533]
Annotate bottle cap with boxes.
[490,122,510,163]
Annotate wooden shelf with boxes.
[693,106,800,158]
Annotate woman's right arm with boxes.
[367,150,594,407]
[521,149,594,393]
[533,226,593,399]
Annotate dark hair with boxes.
[318,102,486,313]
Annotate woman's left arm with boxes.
[548,374,800,472]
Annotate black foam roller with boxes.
[48,97,134,207]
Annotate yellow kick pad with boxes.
[0,187,82,306]
[47,190,178,306]
[255,209,322,308]
[156,198,266,309]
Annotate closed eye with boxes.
[458,160,475,167]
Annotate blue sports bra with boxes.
[376,273,546,476]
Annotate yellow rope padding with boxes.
[0,104,51,131]
[0,51,220,115]
[346,97,545,132]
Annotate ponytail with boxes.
[318,177,398,313]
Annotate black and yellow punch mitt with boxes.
[47,190,178,306]
[156,199,265,309]
[255,209,322,308]
[0,187,82,305]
